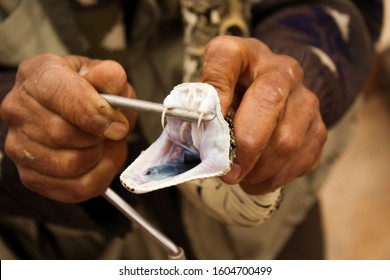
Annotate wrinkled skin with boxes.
[0,36,327,202]
[202,36,327,195]
[0,54,137,202]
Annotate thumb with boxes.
[81,59,132,98]
[201,36,250,115]
[81,59,138,135]
[80,60,137,140]
[54,55,130,140]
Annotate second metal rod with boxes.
[102,188,186,260]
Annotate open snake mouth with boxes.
[120,83,231,194]
[141,122,201,182]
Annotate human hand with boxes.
[201,36,327,195]
[0,54,137,202]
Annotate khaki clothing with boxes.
[0,0,68,66]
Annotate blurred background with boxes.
[319,1,390,259]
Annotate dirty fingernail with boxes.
[103,121,128,140]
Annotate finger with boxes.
[80,59,131,97]
[201,37,259,183]
[20,54,129,140]
[240,85,315,186]
[241,109,327,195]
[81,59,138,133]
[201,36,251,116]
[202,37,304,184]
[2,90,101,149]
[232,53,305,181]
[15,140,127,203]
[5,128,103,178]
[221,67,299,184]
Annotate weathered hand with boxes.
[202,36,327,195]
[0,54,137,202]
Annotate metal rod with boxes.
[102,188,186,260]
[101,94,215,123]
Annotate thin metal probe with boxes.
[102,188,186,260]
[101,94,216,123]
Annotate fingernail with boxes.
[222,163,242,184]
[103,121,128,140]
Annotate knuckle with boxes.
[281,55,304,82]
[274,129,301,157]
[84,59,129,95]
[207,36,242,55]
[60,154,86,177]
[60,149,101,178]
[19,53,60,84]
[47,132,72,149]
[40,74,67,110]
[305,94,327,145]
[299,153,321,176]
[308,158,321,173]
[316,121,328,145]
[44,117,82,148]
[16,168,58,198]
[103,60,128,90]
[252,83,284,111]
[247,37,268,49]
[46,120,71,147]
[77,175,107,199]
[15,163,100,203]
[203,37,243,86]
[306,90,320,108]
[67,179,94,200]
[3,133,35,166]
[237,132,261,154]
[4,136,20,162]
[0,95,17,123]
[300,87,321,112]
[24,55,70,110]
[18,169,40,190]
